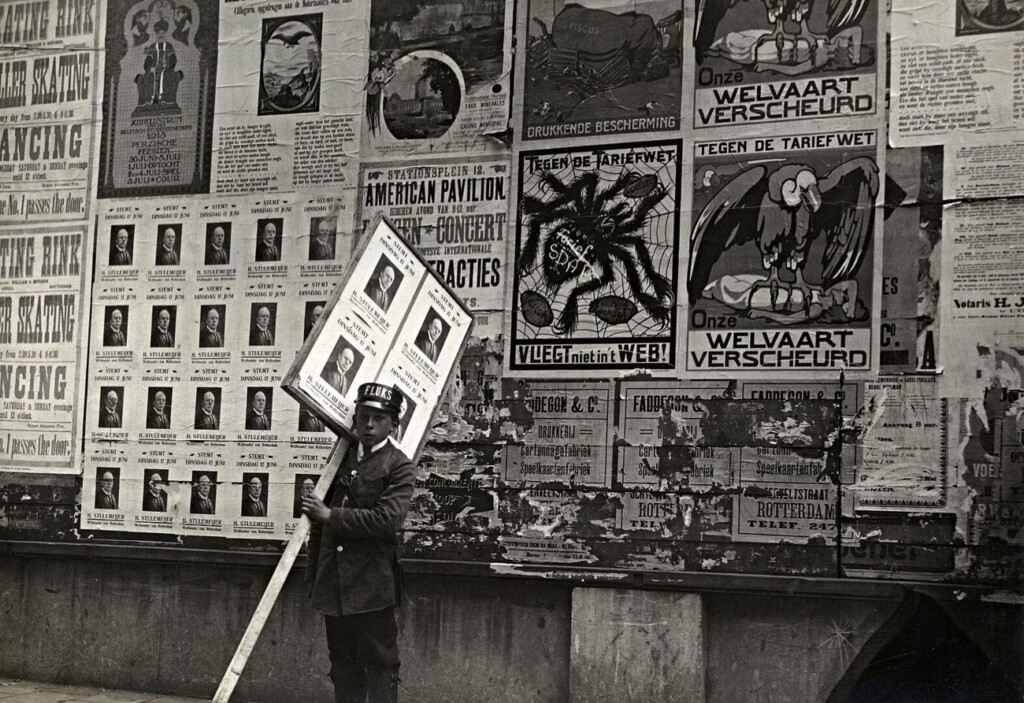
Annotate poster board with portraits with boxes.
[283,215,474,460]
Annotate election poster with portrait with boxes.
[0,0,98,223]
[80,190,348,536]
[686,129,881,375]
[509,140,681,373]
[284,216,474,460]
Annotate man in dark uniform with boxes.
[303,383,416,703]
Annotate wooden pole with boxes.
[212,436,350,703]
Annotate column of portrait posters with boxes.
[284,217,474,461]
[81,192,350,536]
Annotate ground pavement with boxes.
[0,679,212,703]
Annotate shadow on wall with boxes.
[828,590,1023,702]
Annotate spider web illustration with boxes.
[516,144,678,341]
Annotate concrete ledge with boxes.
[571,588,704,703]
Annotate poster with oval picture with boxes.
[259,14,322,115]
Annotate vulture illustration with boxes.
[694,0,872,63]
[688,158,879,311]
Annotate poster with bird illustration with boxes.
[690,0,881,129]
[510,141,681,372]
[687,129,881,374]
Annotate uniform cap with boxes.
[355,382,403,416]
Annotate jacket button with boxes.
[336,546,344,552]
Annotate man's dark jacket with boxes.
[307,442,415,615]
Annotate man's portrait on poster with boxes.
[309,216,337,261]
[304,301,326,339]
[143,472,168,512]
[320,336,363,396]
[413,309,449,363]
[151,306,177,347]
[190,472,217,514]
[95,468,120,510]
[246,388,274,431]
[199,305,226,348]
[155,223,182,266]
[249,304,277,346]
[241,473,269,518]
[205,222,231,265]
[293,475,317,518]
[109,226,134,266]
[146,387,173,429]
[99,387,124,428]
[255,219,283,262]
[194,387,221,430]
[103,306,129,347]
[364,255,402,312]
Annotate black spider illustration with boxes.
[519,170,672,335]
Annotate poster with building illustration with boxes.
[363,0,513,159]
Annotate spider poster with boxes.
[510,141,681,373]
[687,129,881,375]
[690,0,881,128]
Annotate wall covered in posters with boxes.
[0,0,1020,589]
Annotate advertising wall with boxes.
[0,0,1021,586]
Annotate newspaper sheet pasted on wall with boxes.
[362,0,513,160]
[890,0,1024,146]
[686,129,880,375]
[0,0,98,222]
[510,140,681,373]
[213,0,366,194]
[357,156,510,311]
[520,0,682,142]
[689,0,881,129]
[0,223,89,473]
[853,375,950,510]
